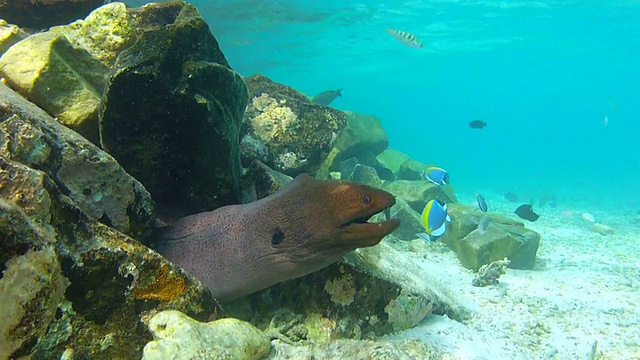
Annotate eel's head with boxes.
[281,174,400,264]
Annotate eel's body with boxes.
[154,174,400,302]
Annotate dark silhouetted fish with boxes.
[515,204,539,222]
[469,120,487,129]
[504,192,519,202]
[312,89,342,106]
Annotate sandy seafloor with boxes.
[385,193,640,360]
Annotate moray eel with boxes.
[154,174,400,302]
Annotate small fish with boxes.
[385,28,423,48]
[469,120,487,129]
[514,204,539,222]
[603,115,609,127]
[312,89,342,106]
[476,193,488,213]
[478,214,490,234]
[418,199,452,242]
[424,166,449,185]
[504,192,519,203]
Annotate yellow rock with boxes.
[0,32,108,143]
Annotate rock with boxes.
[396,158,433,181]
[333,111,388,159]
[0,0,109,30]
[355,151,395,181]
[240,159,293,203]
[0,82,153,239]
[592,223,614,236]
[99,2,248,218]
[142,310,270,360]
[267,338,441,360]
[383,180,457,214]
[0,156,217,359]
[376,148,411,175]
[349,164,384,188]
[339,156,360,179]
[441,204,541,271]
[242,74,347,176]
[374,197,423,241]
[0,31,109,143]
[0,20,27,55]
[223,240,469,342]
[0,244,68,360]
[50,2,137,67]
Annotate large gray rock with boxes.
[0,156,216,359]
[99,2,248,218]
[0,82,153,239]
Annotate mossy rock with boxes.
[99,2,248,218]
[376,148,410,174]
[441,204,540,271]
[383,180,457,213]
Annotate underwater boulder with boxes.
[0,156,217,359]
[383,180,457,214]
[0,0,109,30]
[441,203,541,271]
[396,158,434,181]
[333,111,389,159]
[223,239,467,342]
[240,159,293,203]
[0,31,109,144]
[99,2,248,218]
[0,20,27,55]
[376,148,411,175]
[241,74,347,176]
[0,82,153,239]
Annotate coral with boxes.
[250,93,299,145]
[384,288,434,332]
[324,273,356,306]
[142,310,270,360]
[0,246,69,359]
[472,257,510,287]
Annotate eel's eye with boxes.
[362,195,371,204]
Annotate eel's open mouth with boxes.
[345,205,393,225]
[339,197,400,246]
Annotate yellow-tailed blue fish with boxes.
[425,166,449,186]
[416,199,451,242]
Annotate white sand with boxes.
[387,200,640,359]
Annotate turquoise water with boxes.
[129,0,640,212]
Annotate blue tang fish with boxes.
[476,193,488,213]
[425,167,449,186]
[416,199,452,242]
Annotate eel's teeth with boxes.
[384,207,391,221]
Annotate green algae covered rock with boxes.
[0,31,108,143]
[100,2,248,218]
[0,20,27,55]
[441,203,541,271]
[376,148,411,174]
[142,310,270,360]
[383,180,457,213]
[51,2,137,67]
[242,74,347,176]
[334,111,389,159]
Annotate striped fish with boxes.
[385,28,423,48]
